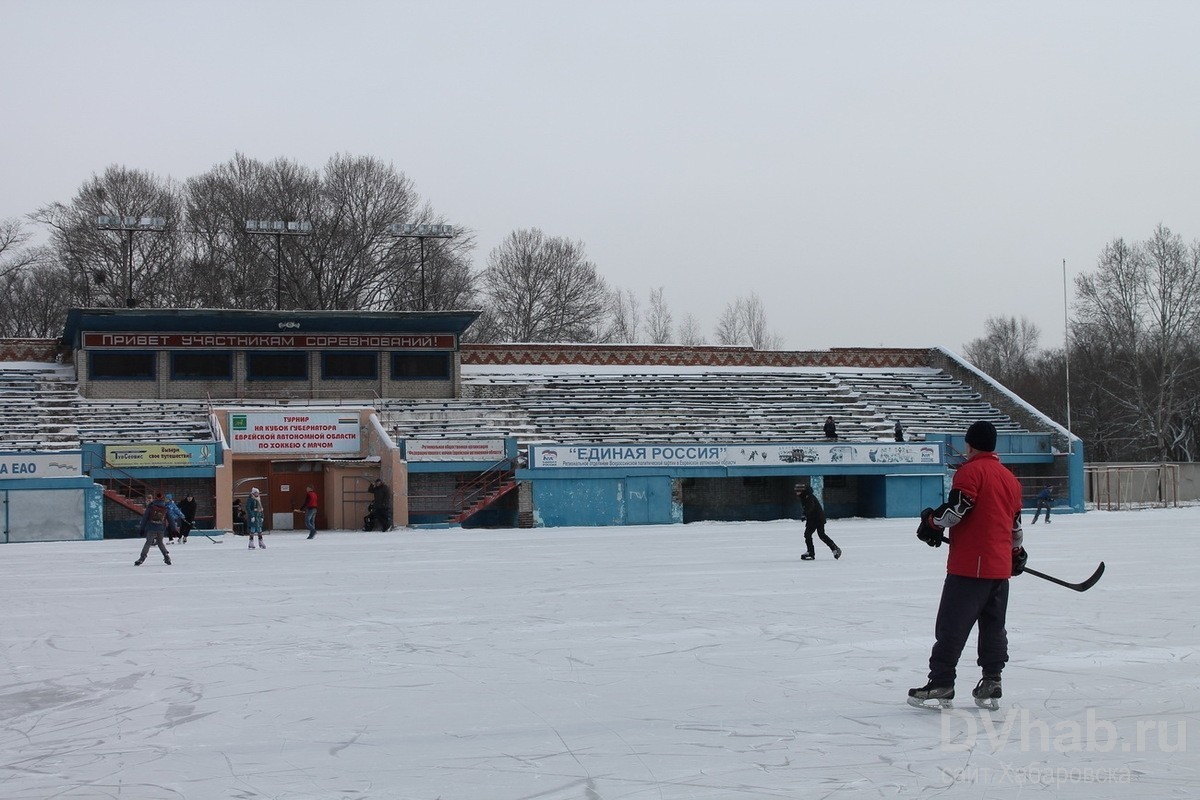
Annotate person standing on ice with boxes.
[908,420,1026,710]
[164,493,185,543]
[1031,485,1053,524]
[178,493,197,542]
[795,484,841,561]
[246,487,266,549]
[299,485,319,539]
[134,492,172,566]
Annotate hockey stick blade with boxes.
[937,535,1104,591]
[1022,562,1104,592]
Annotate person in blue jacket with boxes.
[1031,485,1053,524]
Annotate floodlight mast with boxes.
[244,220,314,310]
[386,223,456,310]
[96,215,167,308]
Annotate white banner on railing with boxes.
[529,442,941,469]
[406,439,507,462]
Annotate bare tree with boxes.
[715,293,783,349]
[606,288,641,343]
[1073,225,1200,460]
[677,313,707,346]
[30,166,184,312]
[0,218,40,283]
[645,286,673,344]
[961,315,1042,386]
[481,228,609,342]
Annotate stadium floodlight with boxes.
[243,219,314,310]
[386,221,457,310]
[95,214,169,307]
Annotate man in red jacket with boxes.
[908,420,1027,710]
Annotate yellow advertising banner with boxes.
[104,443,216,468]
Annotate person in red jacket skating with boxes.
[908,420,1027,710]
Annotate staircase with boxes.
[449,461,519,524]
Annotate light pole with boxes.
[96,215,167,307]
[245,220,313,310]
[1063,258,1073,456]
[387,223,455,310]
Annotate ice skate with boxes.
[164,556,171,565]
[800,552,815,561]
[258,539,266,549]
[134,559,144,566]
[832,547,842,560]
[249,540,256,549]
[972,676,1002,711]
[907,681,954,710]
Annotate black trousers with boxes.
[928,574,1009,685]
[803,520,838,554]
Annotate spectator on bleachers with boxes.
[824,416,838,440]
[895,421,905,442]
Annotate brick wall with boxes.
[0,339,60,362]
[460,343,934,369]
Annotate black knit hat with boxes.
[965,420,997,452]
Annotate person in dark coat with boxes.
[178,493,198,542]
[368,478,391,531]
[795,484,841,561]
[135,492,172,566]
[895,421,905,442]
[232,498,247,536]
[823,416,838,440]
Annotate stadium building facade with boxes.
[0,308,1082,541]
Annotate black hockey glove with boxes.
[1011,547,1028,576]
[916,507,943,547]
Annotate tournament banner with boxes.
[104,443,217,468]
[529,442,942,469]
[0,452,83,478]
[228,411,361,454]
[406,439,507,463]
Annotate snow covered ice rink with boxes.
[2,508,1197,799]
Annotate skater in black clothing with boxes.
[796,484,841,560]
[178,494,197,541]
[135,492,172,566]
[232,498,247,536]
[368,478,391,531]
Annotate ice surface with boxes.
[1,509,1196,799]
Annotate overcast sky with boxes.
[5,1,1199,352]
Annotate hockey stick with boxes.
[1022,562,1104,592]
[938,536,1104,592]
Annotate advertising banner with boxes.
[104,443,216,468]
[0,452,83,478]
[406,439,507,463]
[528,442,942,469]
[228,412,361,455]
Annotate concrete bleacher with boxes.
[1,359,1029,453]
[0,364,217,452]
[445,365,1028,447]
